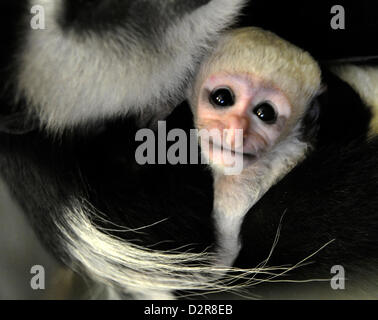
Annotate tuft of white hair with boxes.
[331,64,378,136]
[55,198,330,300]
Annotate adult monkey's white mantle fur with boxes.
[16,0,247,132]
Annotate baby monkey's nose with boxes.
[224,114,249,149]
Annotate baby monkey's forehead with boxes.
[204,72,281,91]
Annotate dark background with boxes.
[238,0,378,63]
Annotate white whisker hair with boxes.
[54,199,332,299]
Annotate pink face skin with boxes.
[196,72,292,170]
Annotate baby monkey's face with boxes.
[195,72,293,171]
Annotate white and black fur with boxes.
[14,0,246,132]
[1,0,378,299]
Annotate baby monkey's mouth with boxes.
[209,141,257,160]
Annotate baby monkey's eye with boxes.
[209,87,235,108]
[253,102,277,124]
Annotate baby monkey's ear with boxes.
[300,84,327,144]
[300,96,321,144]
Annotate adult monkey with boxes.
[0,0,377,299]
[0,0,249,300]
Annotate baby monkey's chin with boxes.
[201,140,257,174]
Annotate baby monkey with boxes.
[189,27,322,267]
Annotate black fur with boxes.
[235,69,378,298]
[0,2,29,119]
[60,0,211,39]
